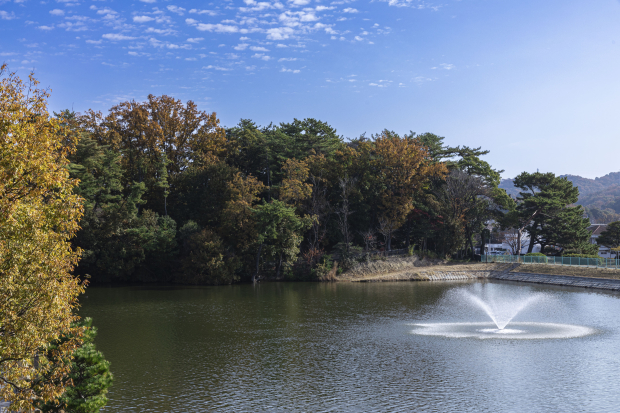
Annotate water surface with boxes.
[81,281,620,412]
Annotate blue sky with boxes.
[2,0,619,179]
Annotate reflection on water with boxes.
[81,281,620,412]
[410,321,596,339]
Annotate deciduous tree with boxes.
[0,65,85,409]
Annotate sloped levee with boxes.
[344,261,518,283]
[493,272,620,291]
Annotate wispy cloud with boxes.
[134,16,154,23]
[252,53,271,61]
[0,11,16,20]
[189,9,218,16]
[167,5,186,16]
[203,65,233,71]
[102,33,136,41]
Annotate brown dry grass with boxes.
[337,258,511,282]
[513,264,620,280]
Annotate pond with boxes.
[81,280,620,412]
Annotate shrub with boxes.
[525,252,546,256]
[563,254,599,258]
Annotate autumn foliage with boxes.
[0,64,85,409]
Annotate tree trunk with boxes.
[276,252,283,278]
[526,235,535,254]
[517,228,523,256]
[252,244,262,283]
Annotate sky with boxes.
[2,0,620,179]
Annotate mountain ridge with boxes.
[498,171,620,224]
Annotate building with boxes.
[587,224,614,258]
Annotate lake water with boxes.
[81,280,620,412]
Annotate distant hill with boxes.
[499,171,620,224]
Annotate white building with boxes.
[588,224,616,258]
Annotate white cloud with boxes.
[240,1,285,12]
[266,27,294,40]
[0,11,16,20]
[354,35,363,41]
[226,53,240,59]
[133,16,154,23]
[103,33,136,41]
[37,25,55,30]
[316,6,335,11]
[343,8,359,13]
[288,0,311,6]
[49,9,64,16]
[86,39,103,44]
[250,46,269,51]
[204,65,233,71]
[190,22,239,33]
[252,53,271,60]
[440,63,454,70]
[96,8,118,16]
[146,27,176,35]
[189,9,218,16]
[167,5,186,15]
[278,57,297,61]
[139,0,157,3]
[234,43,249,50]
[246,65,256,70]
[187,37,204,43]
[281,67,301,73]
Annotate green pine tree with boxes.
[37,318,113,413]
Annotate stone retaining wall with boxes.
[493,272,620,291]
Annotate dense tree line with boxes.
[55,94,595,285]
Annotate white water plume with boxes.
[460,290,543,330]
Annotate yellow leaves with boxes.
[360,132,447,231]
[0,65,85,409]
[78,94,226,179]
[220,172,265,248]
[279,158,312,207]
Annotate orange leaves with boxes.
[360,131,447,231]
[78,94,226,180]
[279,158,312,208]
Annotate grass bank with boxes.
[513,264,620,280]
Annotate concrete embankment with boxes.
[339,258,620,291]
[494,272,620,291]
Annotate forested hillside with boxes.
[54,94,596,285]
[500,172,620,223]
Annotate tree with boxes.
[505,172,580,255]
[178,224,239,285]
[0,65,85,409]
[597,221,620,258]
[253,200,313,279]
[79,94,226,215]
[359,131,446,250]
[37,318,113,413]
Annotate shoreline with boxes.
[338,260,620,291]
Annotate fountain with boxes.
[410,284,596,339]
